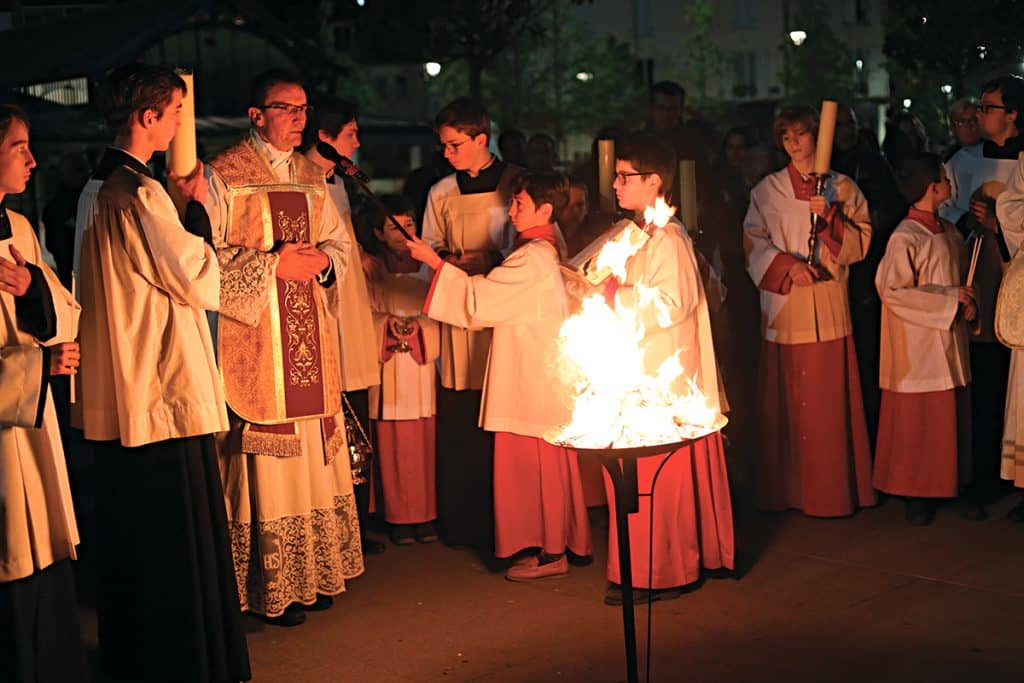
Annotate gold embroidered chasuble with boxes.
[209,139,345,458]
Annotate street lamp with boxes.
[575,71,594,82]
[902,98,913,109]
[941,84,953,95]
[789,30,807,46]
[424,61,442,78]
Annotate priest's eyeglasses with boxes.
[614,171,653,183]
[977,104,1009,114]
[260,103,313,117]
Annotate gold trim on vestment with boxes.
[241,422,301,457]
[268,277,286,418]
[211,139,337,424]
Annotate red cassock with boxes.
[375,418,438,524]
[872,211,973,498]
[603,432,734,589]
[493,433,592,558]
[424,226,591,557]
[755,336,876,516]
[744,164,877,517]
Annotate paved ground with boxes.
[80,488,1024,683]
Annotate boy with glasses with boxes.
[602,133,733,604]
[420,97,520,550]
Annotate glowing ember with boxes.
[549,200,724,449]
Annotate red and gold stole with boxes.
[210,139,344,461]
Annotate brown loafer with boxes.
[505,554,569,582]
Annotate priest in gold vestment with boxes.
[205,71,363,627]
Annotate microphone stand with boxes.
[317,142,414,241]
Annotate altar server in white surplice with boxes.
[0,104,87,683]
[73,65,250,681]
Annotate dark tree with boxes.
[427,0,554,101]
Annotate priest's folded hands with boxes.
[48,341,80,376]
[274,241,330,281]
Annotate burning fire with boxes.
[550,198,723,449]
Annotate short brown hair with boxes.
[434,97,491,140]
[772,105,820,150]
[0,104,29,144]
[301,97,358,152]
[616,132,678,195]
[100,63,186,133]
[898,151,943,205]
[511,169,570,217]
[249,69,302,109]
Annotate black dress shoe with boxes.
[390,525,415,545]
[959,500,989,522]
[303,594,333,611]
[414,522,438,543]
[362,537,387,554]
[264,605,306,627]
[904,498,934,526]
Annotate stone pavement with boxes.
[134,493,1022,683]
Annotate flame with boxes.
[643,196,676,228]
[591,224,649,282]
[550,199,722,450]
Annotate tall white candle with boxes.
[814,100,838,176]
[678,160,698,232]
[598,139,615,213]
[167,71,197,178]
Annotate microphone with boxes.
[317,142,369,183]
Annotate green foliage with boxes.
[683,0,723,102]
[779,0,858,106]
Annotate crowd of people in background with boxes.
[4,62,1024,683]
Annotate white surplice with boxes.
[876,216,970,393]
[425,238,570,437]
[75,152,227,446]
[1,209,80,582]
[421,172,514,391]
[326,179,380,391]
[995,153,1024,485]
